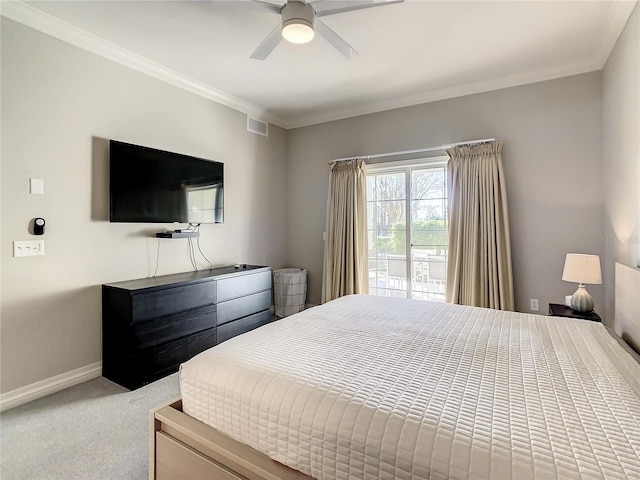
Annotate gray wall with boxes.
[287,73,604,315]
[0,19,289,394]
[602,4,640,322]
[3,11,629,396]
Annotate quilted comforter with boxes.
[180,295,640,479]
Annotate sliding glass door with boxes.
[366,160,448,301]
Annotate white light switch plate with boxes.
[13,240,44,257]
[30,178,44,195]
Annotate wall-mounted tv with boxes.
[109,140,224,224]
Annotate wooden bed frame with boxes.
[149,262,640,480]
[149,398,312,480]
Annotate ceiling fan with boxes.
[247,0,404,60]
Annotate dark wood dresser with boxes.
[102,265,271,389]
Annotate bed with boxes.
[149,263,640,479]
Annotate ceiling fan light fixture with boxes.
[280,1,315,44]
[282,20,314,44]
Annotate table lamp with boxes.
[562,253,602,313]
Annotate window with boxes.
[366,159,448,301]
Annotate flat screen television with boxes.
[109,140,224,224]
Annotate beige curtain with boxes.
[324,159,368,302]
[446,142,514,310]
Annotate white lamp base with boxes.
[571,284,594,312]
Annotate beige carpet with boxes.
[0,373,180,480]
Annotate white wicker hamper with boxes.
[273,268,307,318]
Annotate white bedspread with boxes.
[180,295,640,479]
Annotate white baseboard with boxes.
[0,362,102,412]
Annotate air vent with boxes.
[247,116,268,137]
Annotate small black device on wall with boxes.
[33,218,45,235]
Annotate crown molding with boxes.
[284,57,603,129]
[272,0,639,129]
[596,0,638,67]
[0,1,286,128]
[1,0,635,131]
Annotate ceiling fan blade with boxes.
[250,0,283,15]
[315,19,358,60]
[314,0,404,18]
[250,22,283,60]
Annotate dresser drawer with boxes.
[217,290,271,326]
[131,304,216,349]
[216,270,271,303]
[131,328,217,388]
[217,310,271,344]
[131,281,216,322]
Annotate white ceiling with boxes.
[3,0,637,128]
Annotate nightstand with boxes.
[548,303,601,322]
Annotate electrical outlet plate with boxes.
[530,298,539,311]
[13,240,44,257]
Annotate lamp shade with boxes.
[562,253,602,285]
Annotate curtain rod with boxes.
[329,138,496,164]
